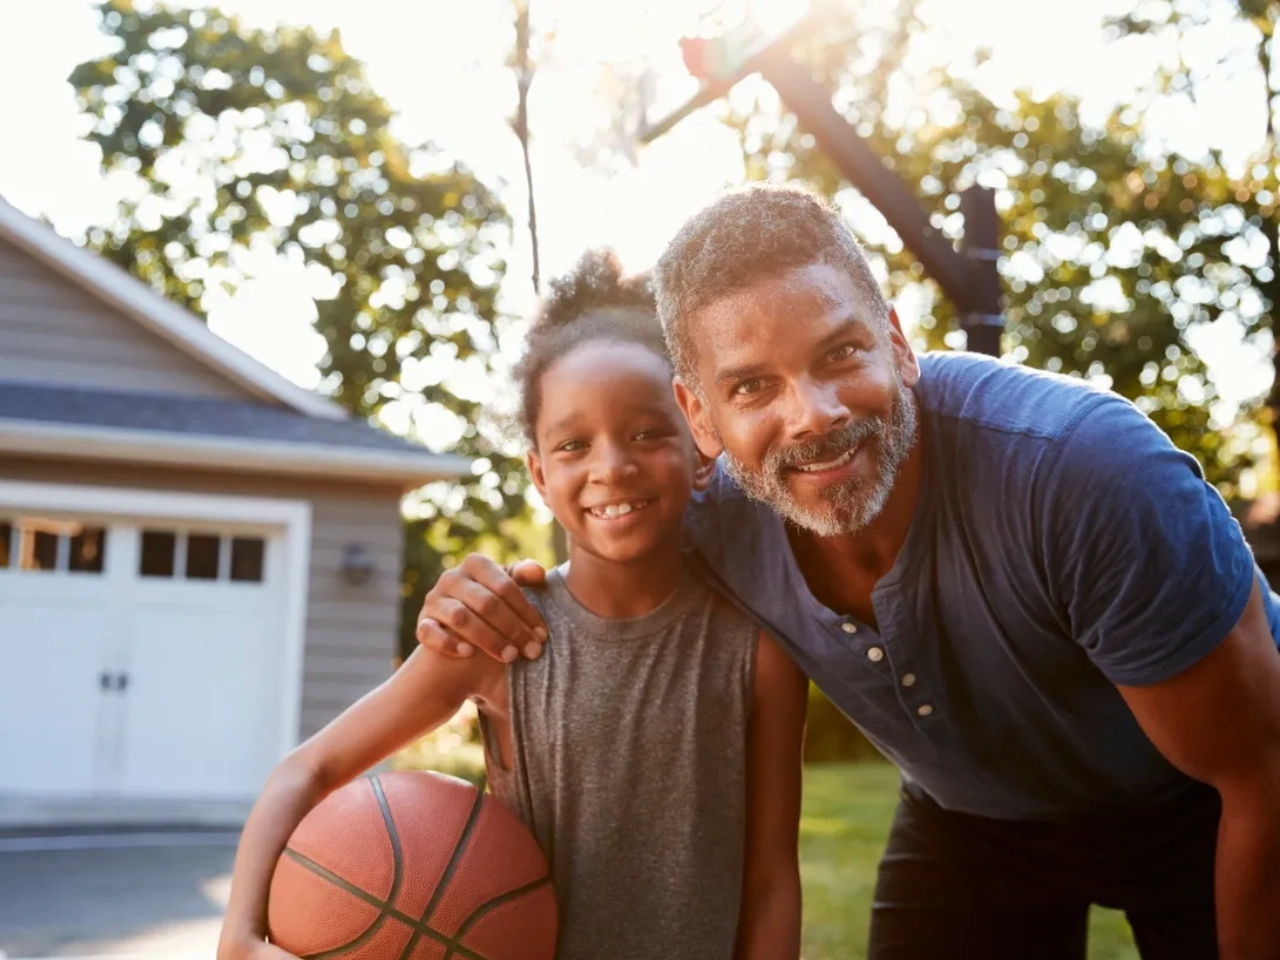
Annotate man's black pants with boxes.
[868,780,1221,959]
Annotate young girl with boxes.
[217,251,809,960]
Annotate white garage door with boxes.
[0,509,292,802]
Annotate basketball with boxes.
[267,770,557,960]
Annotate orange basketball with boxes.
[267,770,557,960]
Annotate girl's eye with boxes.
[634,428,668,441]
[557,439,587,453]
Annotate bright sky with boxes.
[0,0,1272,433]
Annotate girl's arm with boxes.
[735,631,809,960]
[217,648,501,960]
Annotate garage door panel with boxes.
[0,604,109,796]
[0,576,113,603]
[1,504,298,808]
[118,603,281,798]
[131,582,270,613]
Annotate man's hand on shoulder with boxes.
[415,554,550,663]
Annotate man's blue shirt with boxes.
[686,351,1278,820]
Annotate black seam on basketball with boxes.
[425,788,488,922]
[285,777,409,960]
[283,848,388,912]
[299,913,391,960]
[372,775,406,907]
[280,848,500,960]
[281,846,499,960]
[281,849,431,958]
[395,789,488,960]
[453,873,553,941]
[444,943,483,960]
[371,773,404,896]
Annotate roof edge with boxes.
[0,418,474,489]
[0,197,349,422]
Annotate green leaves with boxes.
[74,0,509,424]
[73,1,536,639]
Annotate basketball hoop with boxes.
[636,1,817,143]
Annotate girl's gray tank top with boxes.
[480,563,757,960]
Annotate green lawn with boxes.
[800,764,1141,960]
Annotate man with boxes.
[415,184,1280,959]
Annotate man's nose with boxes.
[786,376,852,440]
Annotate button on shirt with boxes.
[684,351,1280,820]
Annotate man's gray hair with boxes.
[653,183,889,388]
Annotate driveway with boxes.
[0,832,237,959]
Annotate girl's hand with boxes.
[217,933,300,960]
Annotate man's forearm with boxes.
[1217,786,1280,959]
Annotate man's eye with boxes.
[828,343,858,362]
[734,379,763,397]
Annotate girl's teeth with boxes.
[593,501,644,518]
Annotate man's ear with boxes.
[526,447,549,503]
[886,305,921,388]
[673,376,724,461]
[692,451,717,491]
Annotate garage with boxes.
[0,199,470,827]
[0,484,310,805]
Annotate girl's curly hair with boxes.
[513,249,668,443]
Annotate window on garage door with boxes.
[0,517,107,574]
[139,528,266,583]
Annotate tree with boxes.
[1106,1,1280,453]
[70,0,532,656]
[718,0,1262,494]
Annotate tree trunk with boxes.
[1257,18,1280,452]
[1264,216,1280,452]
[510,0,565,562]
[512,0,541,295]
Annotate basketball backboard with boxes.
[637,0,817,142]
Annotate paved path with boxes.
[0,834,236,959]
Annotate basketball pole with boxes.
[638,14,1005,357]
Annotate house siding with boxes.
[0,455,404,741]
[0,237,261,401]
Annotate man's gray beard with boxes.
[721,380,918,537]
